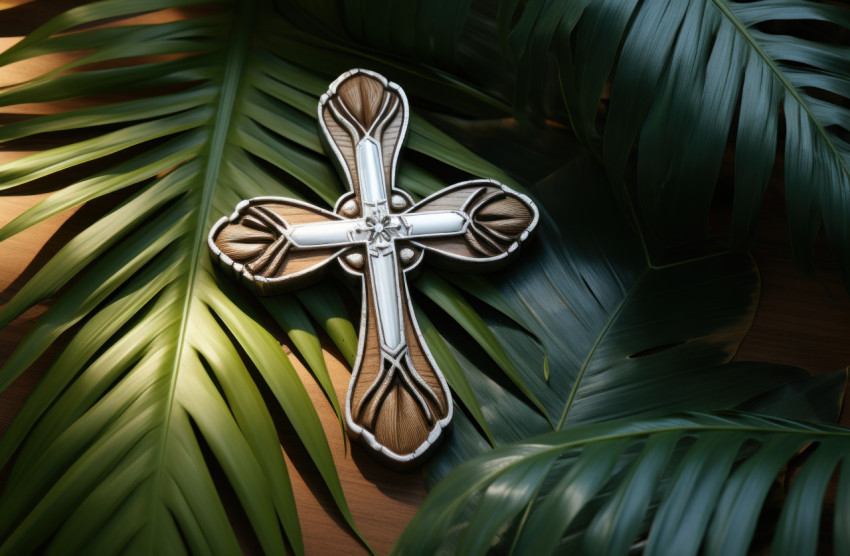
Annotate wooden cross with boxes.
[208,69,538,466]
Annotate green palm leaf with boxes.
[3,0,849,553]
[417,122,846,488]
[0,0,545,551]
[0,2,344,552]
[394,411,850,555]
[511,0,850,281]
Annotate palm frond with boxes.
[2,0,849,552]
[0,0,546,550]
[418,133,845,486]
[395,411,850,555]
[516,0,850,281]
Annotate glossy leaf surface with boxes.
[397,411,850,556]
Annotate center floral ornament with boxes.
[209,69,538,466]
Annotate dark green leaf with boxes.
[396,412,850,555]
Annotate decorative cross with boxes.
[209,69,538,466]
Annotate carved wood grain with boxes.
[407,188,478,212]
[408,182,537,261]
[348,264,449,458]
[320,71,407,202]
[210,199,346,294]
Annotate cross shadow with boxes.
[0,113,37,126]
[0,184,138,306]
[0,1,89,38]
[350,441,429,501]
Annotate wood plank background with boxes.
[1,1,848,554]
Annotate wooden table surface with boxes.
[1,1,848,554]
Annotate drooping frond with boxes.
[502,0,850,281]
[396,411,850,555]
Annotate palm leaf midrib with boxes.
[144,0,257,546]
[711,0,850,180]
[556,269,645,430]
[543,216,744,431]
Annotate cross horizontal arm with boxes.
[398,211,467,238]
[288,219,363,248]
[401,181,539,266]
[290,209,471,249]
